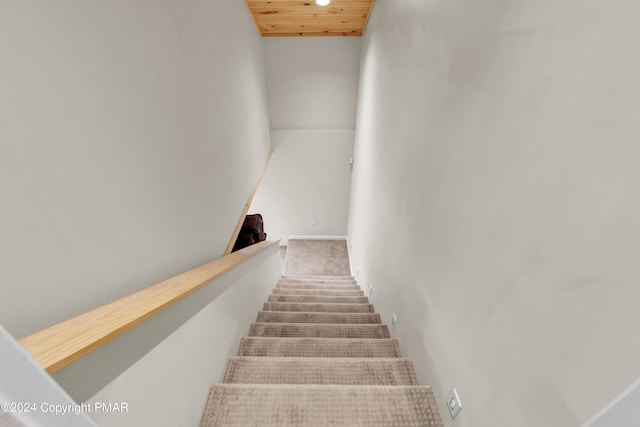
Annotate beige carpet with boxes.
[278,277,355,282]
[238,337,401,358]
[279,277,356,283]
[200,275,443,426]
[249,323,390,338]
[256,311,382,324]
[223,357,418,385]
[268,294,369,303]
[284,239,351,276]
[263,302,375,313]
[277,283,360,290]
[271,288,364,296]
[201,385,442,427]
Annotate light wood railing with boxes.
[19,240,279,374]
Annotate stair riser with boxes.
[268,295,369,303]
[272,289,365,297]
[223,357,418,385]
[256,311,381,324]
[278,279,357,285]
[238,338,401,358]
[249,323,390,339]
[282,275,354,281]
[276,284,361,291]
[264,302,374,313]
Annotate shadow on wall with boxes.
[280,245,287,274]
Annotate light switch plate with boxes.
[446,388,462,419]
[391,313,397,331]
[368,283,373,296]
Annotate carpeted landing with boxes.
[200,275,443,426]
[284,240,351,276]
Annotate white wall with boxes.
[253,38,360,244]
[250,131,354,245]
[0,0,271,345]
[88,245,281,427]
[583,378,640,427]
[264,37,361,130]
[348,1,640,427]
[0,326,95,427]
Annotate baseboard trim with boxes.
[288,235,348,241]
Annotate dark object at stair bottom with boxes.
[232,213,267,252]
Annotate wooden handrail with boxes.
[19,240,279,374]
[225,151,273,255]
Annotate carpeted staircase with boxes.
[200,275,443,426]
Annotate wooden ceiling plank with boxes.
[245,0,375,37]
[258,19,367,25]
[247,0,371,4]
[250,10,370,15]
[263,32,363,37]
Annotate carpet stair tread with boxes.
[238,337,400,358]
[268,294,369,303]
[278,278,357,285]
[263,301,374,313]
[282,275,354,281]
[276,283,361,290]
[223,357,417,385]
[256,311,381,324]
[249,322,390,338]
[200,384,442,427]
[271,288,365,296]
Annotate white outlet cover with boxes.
[446,388,463,419]
[391,313,397,330]
[368,283,373,296]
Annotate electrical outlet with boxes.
[391,313,397,331]
[368,283,373,296]
[446,388,462,419]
